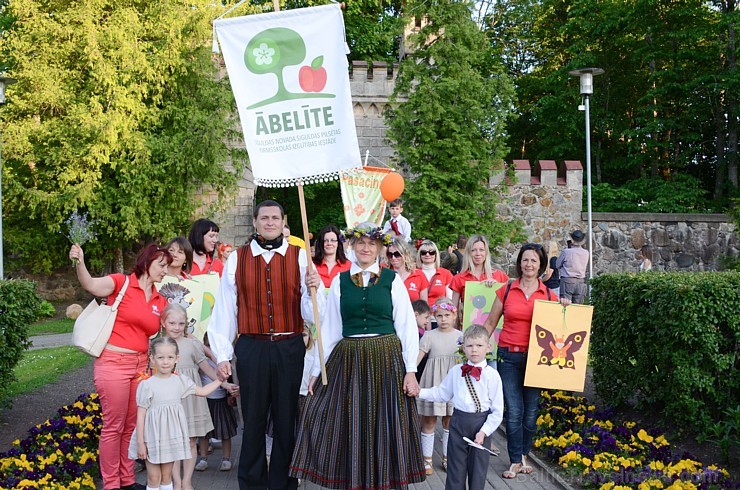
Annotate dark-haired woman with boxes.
[166,236,193,280]
[483,243,569,479]
[69,243,172,490]
[313,224,351,289]
[188,219,224,277]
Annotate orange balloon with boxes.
[380,172,405,201]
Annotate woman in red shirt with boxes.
[313,224,351,289]
[415,239,454,311]
[450,234,509,312]
[483,243,569,480]
[69,243,172,490]
[165,236,193,280]
[387,238,429,303]
[188,219,224,277]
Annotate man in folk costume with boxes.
[209,200,321,490]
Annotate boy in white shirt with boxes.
[417,325,504,490]
[382,199,412,242]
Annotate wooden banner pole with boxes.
[297,183,328,385]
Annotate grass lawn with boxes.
[27,318,74,336]
[9,346,91,398]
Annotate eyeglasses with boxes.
[419,250,436,256]
[387,251,403,258]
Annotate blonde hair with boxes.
[160,304,188,336]
[149,335,179,357]
[463,324,490,343]
[303,324,315,351]
[460,234,493,280]
[415,239,441,269]
[388,237,417,272]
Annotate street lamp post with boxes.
[568,67,603,288]
[0,75,18,281]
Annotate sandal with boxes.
[424,457,434,476]
[503,463,521,479]
[520,455,534,474]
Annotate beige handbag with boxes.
[73,277,130,357]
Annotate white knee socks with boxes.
[442,429,450,457]
[146,486,159,490]
[160,483,173,490]
[421,431,435,458]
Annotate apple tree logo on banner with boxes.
[245,28,336,109]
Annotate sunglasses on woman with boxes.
[419,250,436,256]
[387,251,403,258]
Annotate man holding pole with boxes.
[209,200,322,490]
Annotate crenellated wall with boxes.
[491,159,737,276]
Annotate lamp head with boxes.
[568,68,604,95]
[0,75,18,104]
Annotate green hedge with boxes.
[0,279,45,408]
[590,272,739,437]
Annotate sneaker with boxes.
[210,438,222,448]
[195,458,209,471]
[219,459,232,471]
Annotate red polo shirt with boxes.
[450,269,509,303]
[315,259,351,289]
[107,273,167,353]
[404,269,430,302]
[426,267,454,307]
[191,255,224,277]
[496,278,559,349]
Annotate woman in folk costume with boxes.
[290,223,425,489]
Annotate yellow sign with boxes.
[523,301,593,392]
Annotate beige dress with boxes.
[417,329,463,416]
[128,375,195,463]
[175,337,215,437]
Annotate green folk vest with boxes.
[339,268,396,337]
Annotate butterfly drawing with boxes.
[534,325,587,370]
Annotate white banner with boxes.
[340,166,391,228]
[214,5,361,187]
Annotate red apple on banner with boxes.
[299,56,328,92]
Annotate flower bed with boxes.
[0,393,101,489]
[535,391,735,489]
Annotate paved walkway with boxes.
[136,425,568,490]
[28,334,567,489]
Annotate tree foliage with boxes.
[0,0,246,272]
[483,0,739,206]
[385,0,519,247]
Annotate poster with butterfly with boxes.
[462,281,504,347]
[523,300,594,392]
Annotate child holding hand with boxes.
[161,304,237,490]
[417,324,504,490]
[416,298,462,474]
[129,336,223,490]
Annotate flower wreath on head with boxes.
[342,225,393,246]
[432,303,457,314]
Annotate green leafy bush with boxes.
[590,272,740,438]
[38,299,56,318]
[592,175,714,213]
[0,279,45,408]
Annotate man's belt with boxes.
[241,332,302,342]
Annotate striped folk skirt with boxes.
[290,334,425,489]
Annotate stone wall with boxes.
[491,160,737,275]
[590,213,736,273]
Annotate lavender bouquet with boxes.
[66,211,96,266]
